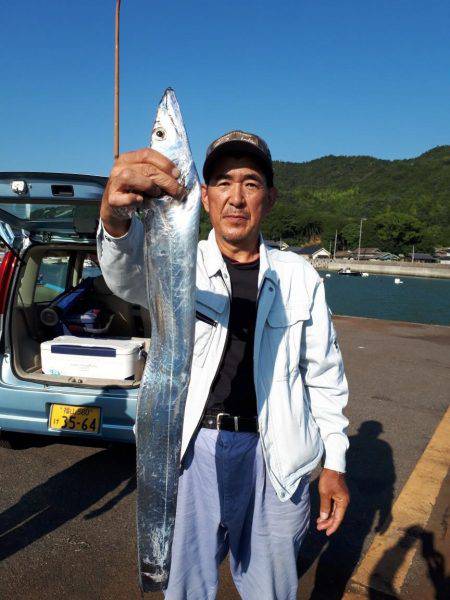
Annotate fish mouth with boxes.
[161,87,176,108]
[158,87,188,144]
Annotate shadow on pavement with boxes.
[0,444,136,561]
[0,431,119,451]
[369,525,450,600]
[298,420,396,599]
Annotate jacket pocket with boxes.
[196,310,218,328]
[193,310,217,362]
[267,305,310,327]
[193,288,227,367]
[267,378,322,480]
[264,303,311,381]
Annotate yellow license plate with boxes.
[49,404,100,433]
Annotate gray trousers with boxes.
[165,428,310,600]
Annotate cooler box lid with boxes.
[41,336,144,357]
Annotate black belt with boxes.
[201,413,259,433]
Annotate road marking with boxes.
[344,405,450,598]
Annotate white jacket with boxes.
[97,218,349,501]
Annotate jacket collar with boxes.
[205,229,279,288]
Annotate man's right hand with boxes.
[100,148,185,237]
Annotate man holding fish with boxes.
[98,127,350,599]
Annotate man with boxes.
[97,131,350,600]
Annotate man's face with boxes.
[201,155,277,248]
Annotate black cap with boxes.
[203,130,274,187]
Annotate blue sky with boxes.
[1,0,449,177]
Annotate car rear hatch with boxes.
[0,172,107,341]
[0,172,107,250]
[0,172,148,380]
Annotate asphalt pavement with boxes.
[0,316,449,599]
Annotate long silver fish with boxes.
[136,88,201,591]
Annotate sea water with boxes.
[40,263,450,326]
[319,272,450,326]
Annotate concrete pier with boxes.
[1,317,449,599]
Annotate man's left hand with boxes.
[316,468,350,536]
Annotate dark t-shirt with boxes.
[205,254,259,417]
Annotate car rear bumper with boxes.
[0,380,137,443]
[0,414,135,443]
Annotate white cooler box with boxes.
[41,336,145,380]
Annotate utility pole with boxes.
[357,218,367,261]
[412,244,415,263]
[333,229,337,260]
[114,0,121,159]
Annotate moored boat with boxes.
[338,267,363,276]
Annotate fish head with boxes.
[150,88,199,193]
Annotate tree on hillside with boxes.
[262,203,303,241]
[340,219,381,250]
[341,223,361,249]
[298,218,323,243]
[199,208,211,239]
[417,225,447,254]
[373,211,423,254]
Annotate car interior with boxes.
[9,243,150,388]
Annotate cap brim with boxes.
[203,140,273,185]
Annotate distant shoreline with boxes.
[317,260,450,280]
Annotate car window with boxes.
[34,254,70,303]
[81,253,102,280]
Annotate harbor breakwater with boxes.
[317,260,450,279]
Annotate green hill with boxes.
[262,145,450,254]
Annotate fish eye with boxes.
[154,127,166,140]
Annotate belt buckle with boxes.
[216,412,230,430]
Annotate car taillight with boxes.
[0,252,18,315]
